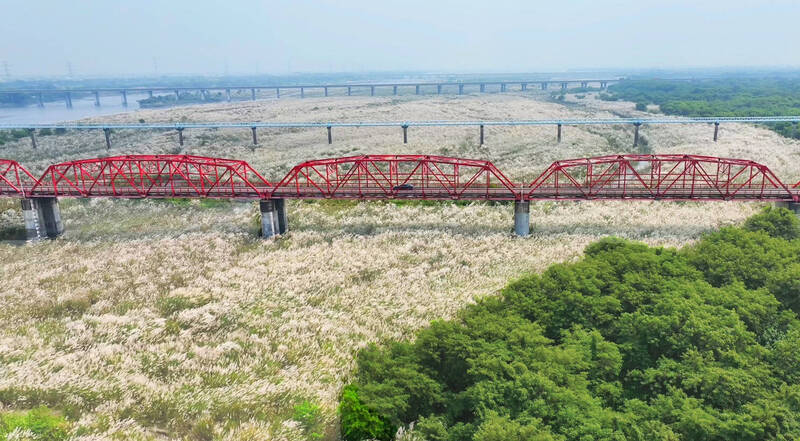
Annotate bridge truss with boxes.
[2,153,799,203]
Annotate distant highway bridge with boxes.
[2,153,798,240]
[0,78,623,108]
[3,116,800,149]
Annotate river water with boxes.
[0,92,152,124]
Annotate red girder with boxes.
[2,153,798,203]
[27,155,272,199]
[526,154,797,202]
[0,159,36,197]
[270,155,519,200]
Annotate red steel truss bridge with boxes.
[2,153,799,238]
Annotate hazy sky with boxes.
[2,0,799,77]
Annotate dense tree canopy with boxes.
[341,208,800,441]
[602,79,800,139]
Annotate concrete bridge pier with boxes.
[514,201,530,237]
[521,83,527,91]
[775,201,800,216]
[94,91,100,106]
[415,85,420,95]
[177,128,184,146]
[252,88,257,100]
[226,89,231,102]
[600,82,608,89]
[402,125,408,144]
[500,83,507,92]
[175,90,181,101]
[541,82,548,90]
[347,86,351,96]
[581,82,588,88]
[393,85,398,96]
[300,87,305,98]
[479,124,484,145]
[633,122,641,147]
[437,84,442,94]
[480,84,485,93]
[370,86,375,96]
[22,198,63,240]
[713,122,719,141]
[121,90,128,106]
[324,87,328,97]
[276,88,281,98]
[37,93,44,108]
[557,123,562,143]
[260,199,287,238]
[458,84,464,95]
[103,128,111,150]
[561,82,568,90]
[251,127,258,145]
[327,126,332,144]
[28,129,36,149]
[148,90,154,98]
[65,92,73,109]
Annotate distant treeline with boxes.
[137,92,224,108]
[602,79,800,139]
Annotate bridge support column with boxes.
[175,90,180,101]
[479,124,484,145]
[370,86,375,96]
[437,84,442,94]
[480,83,485,93]
[252,88,257,100]
[521,83,527,91]
[65,92,72,109]
[28,129,36,149]
[22,198,63,240]
[633,122,641,147]
[557,123,562,143]
[561,82,567,90]
[601,82,607,89]
[402,125,408,144]
[713,122,719,142]
[581,82,588,88]
[541,82,547,90]
[226,89,231,102]
[347,86,351,96]
[393,85,398,96]
[260,199,287,238]
[177,128,184,146]
[415,85,420,95]
[251,127,258,145]
[458,84,464,95]
[148,90,153,98]
[276,88,281,98]
[327,126,332,144]
[775,201,800,216]
[121,90,128,106]
[324,87,328,97]
[300,87,305,98]
[94,91,100,106]
[103,128,111,150]
[38,93,44,108]
[500,83,506,92]
[514,201,530,237]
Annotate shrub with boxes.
[340,210,800,440]
[0,407,70,441]
[292,400,324,440]
[635,102,647,111]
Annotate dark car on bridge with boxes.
[393,183,414,191]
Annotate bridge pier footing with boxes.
[775,201,800,216]
[514,201,530,237]
[260,199,287,238]
[22,198,63,240]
